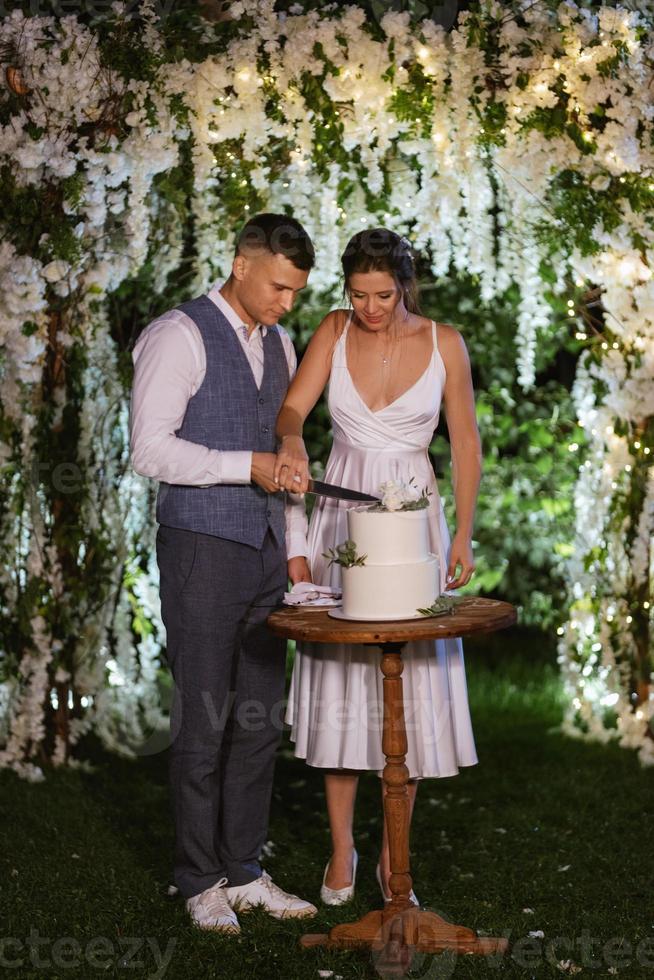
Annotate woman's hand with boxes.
[445,532,475,589]
[288,556,312,585]
[274,435,311,493]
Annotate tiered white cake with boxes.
[340,507,440,620]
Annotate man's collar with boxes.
[208,283,268,336]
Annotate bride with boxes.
[274,228,481,906]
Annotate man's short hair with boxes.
[235,213,315,271]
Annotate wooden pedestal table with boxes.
[268,597,516,965]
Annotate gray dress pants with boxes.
[156,524,287,899]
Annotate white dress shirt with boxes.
[130,283,308,558]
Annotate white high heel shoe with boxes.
[320,849,358,906]
[376,863,419,907]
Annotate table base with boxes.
[300,903,509,957]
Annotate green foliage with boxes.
[323,539,367,568]
[417,594,466,616]
[0,165,83,264]
[421,272,581,629]
[387,62,436,137]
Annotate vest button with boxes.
[266,509,272,517]
[262,425,269,433]
[258,397,265,405]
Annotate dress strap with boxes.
[331,310,352,370]
[336,310,353,349]
[431,320,438,352]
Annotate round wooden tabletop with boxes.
[268,596,516,644]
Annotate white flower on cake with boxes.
[376,479,430,512]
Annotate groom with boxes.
[130,213,315,932]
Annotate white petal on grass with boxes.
[522,907,535,914]
[528,930,545,939]
[557,864,572,872]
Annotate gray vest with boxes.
[156,295,289,550]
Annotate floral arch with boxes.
[0,0,652,780]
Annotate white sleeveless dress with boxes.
[286,317,478,779]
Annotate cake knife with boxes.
[305,479,381,503]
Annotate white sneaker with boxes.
[186,878,240,933]
[225,871,317,920]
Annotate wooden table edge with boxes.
[267,598,517,644]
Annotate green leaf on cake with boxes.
[323,539,367,568]
[417,595,466,617]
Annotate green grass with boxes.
[1,628,653,979]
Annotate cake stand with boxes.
[267,597,517,966]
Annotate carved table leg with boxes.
[301,642,509,964]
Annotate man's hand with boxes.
[288,556,312,585]
[251,452,283,493]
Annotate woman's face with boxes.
[348,271,404,332]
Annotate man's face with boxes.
[233,250,309,326]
